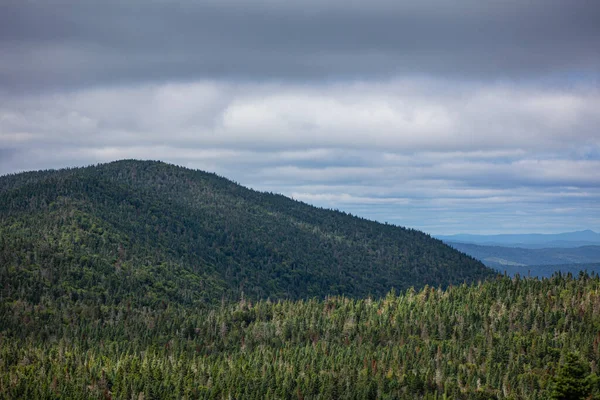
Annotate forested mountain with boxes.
[0,160,492,306]
[2,160,598,399]
[2,274,599,399]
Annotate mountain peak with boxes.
[0,161,493,305]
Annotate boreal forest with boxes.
[1,161,598,399]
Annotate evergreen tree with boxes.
[551,353,592,400]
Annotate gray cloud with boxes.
[1,0,600,91]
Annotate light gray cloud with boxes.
[2,80,599,151]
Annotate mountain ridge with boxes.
[0,160,494,306]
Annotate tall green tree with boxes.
[551,353,592,400]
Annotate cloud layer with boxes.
[2,79,599,234]
[2,0,600,91]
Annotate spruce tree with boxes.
[551,353,592,400]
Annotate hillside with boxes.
[2,274,599,399]
[0,160,492,306]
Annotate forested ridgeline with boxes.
[0,160,493,304]
[1,274,599,399]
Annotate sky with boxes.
[1,0,599,235]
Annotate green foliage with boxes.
[0,160,493,306]
[550,353,593,400]
[1,274,600,399]
[5,160,595,398]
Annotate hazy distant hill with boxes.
[495,262,600,278]
[436,230,600,248]
[447,241,600,270]
[0,160,493,306]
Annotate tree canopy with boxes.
[1,274,600,399]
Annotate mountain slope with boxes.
[0,160,493,305]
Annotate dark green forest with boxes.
[2,274,599,399]
[0,160,491,305]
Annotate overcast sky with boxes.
[1,0,599,234]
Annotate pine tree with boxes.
[550,353,592,400]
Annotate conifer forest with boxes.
[0,162,598,399]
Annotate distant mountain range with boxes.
[447,241,600,266]
[496,262,600,279]
[436,230,600,278]
[436,230,600,249]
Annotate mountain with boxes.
[0,160,493,306]
[447,241,600,269]
[436,230,600,248]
